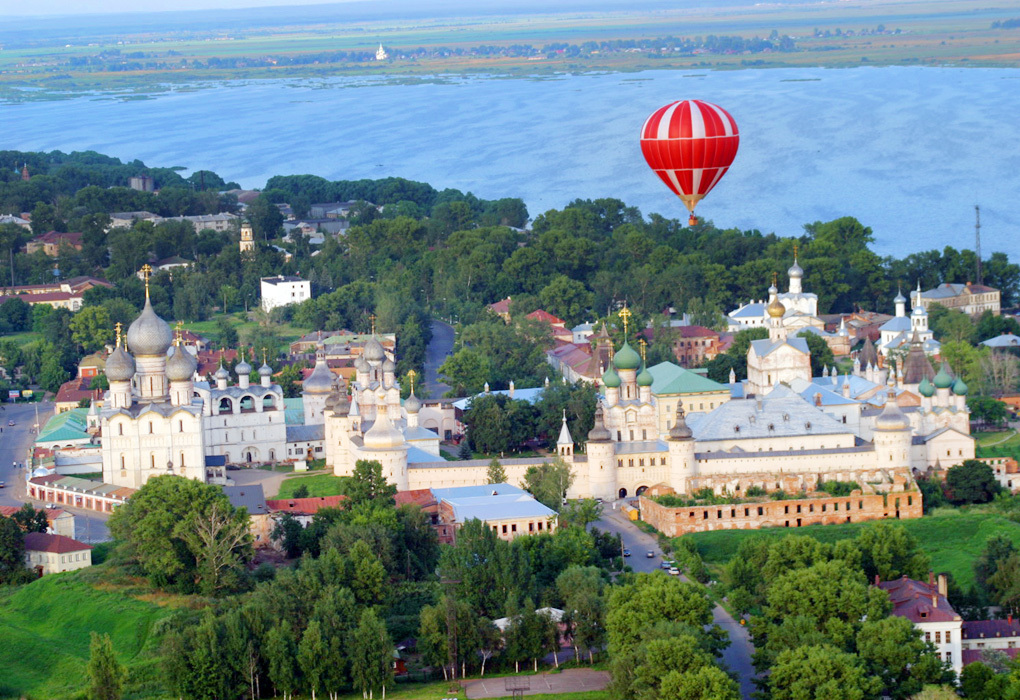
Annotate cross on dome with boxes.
[619,306,632,336]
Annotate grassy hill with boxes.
[686,510,1020,590]
[0,568,176,699]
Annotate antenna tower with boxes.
[975,205,983,285]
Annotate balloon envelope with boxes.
[640,100,739,214]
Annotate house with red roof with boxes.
[877,573,964,675]
[24,231,83,256]
[23,532,93,575]
[0,505,75,538]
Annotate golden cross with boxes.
[793,243,798,261]
[619,306,632,337]
[772,271,778,287]
[638,337,647,362]
[369,313,376,335]
[141,264,152,298]
[115,322,123,347]
[174,321,183,345]
[262,349,267,365]
[407,368,417,394]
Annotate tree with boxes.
[975,534,1017,596]
[108,475,250,591]
[559,499,604,529]
[800,330,836,377]
[350,609,394,699]
[10,503,49,533]
[660,665,740,700]
[247,194,285,241]
[769,644,880,700]
[180,501,254,596]
[343,460,397,510]
[0,515,28,584]
[856,616,949,699]
[945,460,1002,504]
[69,305,114,353]
[298,620,327,700]
[487,458,508,484]
[557,566,605,663]
[265,623,298,700]
[987,552,1020,616]
[348,539,388,607]
[522,457,575,511]
[855,521,930,582]
[272,512,305,558]
[86,632,126,700]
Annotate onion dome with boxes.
[259,362,273,378]
[602,365,621,388]
[355,354,370,373]
[235,357,252,377]
[668,402,693,440]
[894,289,907,304]
[788,259,804,279]
[214,363,230,381]
[767,297,787,318]
[105,345,136,382]
[636,364,654,387]
[918,377,935,397]
[166,347,197,382]
[332,390,351,416]
[364,335,385,362]
[874,395,910,431]
[363,412,405,449]
[952,377,968,396]
[126,297,173,356]
[303,360,334,395]
[404,391,421,414]
[613,341,641,371]
[768,282,778,296]
[383,358,396,374]
[933,363,954,389]
[587,405,612,442]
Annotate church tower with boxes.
[585,405,616,500]
[667,401,696,495]
[239,221,255,255]
[126,265,173,403]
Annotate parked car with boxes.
[0,481,5,488]
[622,548,631,557]
[7,420,13,426]
[661,560,672,569]
[668,566,680,576]
[646,550,655,558]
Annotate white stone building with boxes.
[260,275,311,312]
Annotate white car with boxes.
[668,566,680,576]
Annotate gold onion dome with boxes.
[126,297,173,356]
[767,297,787,318]
[613,341,641,371]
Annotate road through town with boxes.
[595,505,757,699]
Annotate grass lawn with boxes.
[0,330,42,348]
[274,472,347,498]
[0,569,176,699]
[975,430,1020,458]
[328,682,606,700]
[685,510,1020,590]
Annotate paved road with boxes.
[0,400,111,543]
[594,505,757,700]
[424,319,454,398]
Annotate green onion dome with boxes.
[637,364,654,387]
[613,341,641,371]
[952,377,968,396]
[933,363,954,389]
[918,377,935,398]
[602,365,621,388]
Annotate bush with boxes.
[818,480,860,497]
[745,485,767,497]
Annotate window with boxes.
[946,631,951,643]
[502,525,507,534]
[120,455,125,470]
[511,524,517,532]
[179,420,184,433]
[638,458,644,466]
[936,631,941,643]
[945,652,951,664]
[118,423,123,436]
[538,521,544,531]
[925,632,931,642]
[148,422,153,434]
[150,454,155,469]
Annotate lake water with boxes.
[3,66,1019,262]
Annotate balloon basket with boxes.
[688,215,698,226]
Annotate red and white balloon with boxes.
[640,100,739,224]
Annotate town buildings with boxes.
[23,532,93,575]
[917,282,1001,316]
[260,275,311,312]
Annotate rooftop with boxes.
[687,385,851,442]
[432,483,556,523]
[877,576,960,624]
[647,361,729,396]
[24,532,92,554]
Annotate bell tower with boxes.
[239,221,255,255]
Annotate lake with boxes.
[2,66,1019,262]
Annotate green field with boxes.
[975,430,1020,459]
[274,472,348,498]
[686,511,1020,590]
[0,570,174,699]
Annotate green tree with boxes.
[856,521,930,582]
[349,539,388,607]
[247,194,285,241]
[522,457,575,510]
[343,459,397,510]
[659,664,740,700]
[769,644,880,700]
[0,515,29,584]
[538,275,594,327]
[298,620,327,700]
[68,306,114,353]
[988,552,1020,615]
[799,330,836,377]
[10,503,49,533]
[559,499,604,530]
[487,458,508,484]
[180,500,254,596]
[86,632,126,700]
[856,616,949,699]
[37,349,70,393]
[945,460,1002,504]
[350,609,394,699]
[265,623,298,700]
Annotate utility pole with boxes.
[975,205,983,285]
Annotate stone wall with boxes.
[639,488,923,537]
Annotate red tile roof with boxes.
[962,647,1020,667]
[0,506,66,522]
[677,325,720,338]
[395,489,437,509]
[877,576,961,623]
[265,496,345,515]
[527,309,566,327]
[23,532,92,554]
[487,297,513,315]
[55,376,101,405]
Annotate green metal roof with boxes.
[284,397,305,425]
[647,362,729,396]
[37,408,90,443]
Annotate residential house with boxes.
[25,231,83,256]
[261,275,311,312]
[222,484,274,547]
[0,505,75,538]
[23,532,93,575]
[917,283,1001,317]
[431,483,557,542]
[877,574,963,676]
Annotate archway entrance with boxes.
[618,488,628,499]
[635,485,648,496]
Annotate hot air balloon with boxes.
[640,100,739,226]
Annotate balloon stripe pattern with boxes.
[640,100,739,214]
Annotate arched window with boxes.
[269,449,275,461]
[219,397,232,413]
[120,455,125,470]
[118,423,123,436]
[263,395,276,410]
[148,422,153,435]
[240,395,255,413]
[179,420,184,433]
[150,454,155,469]
[180,452,185,467]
